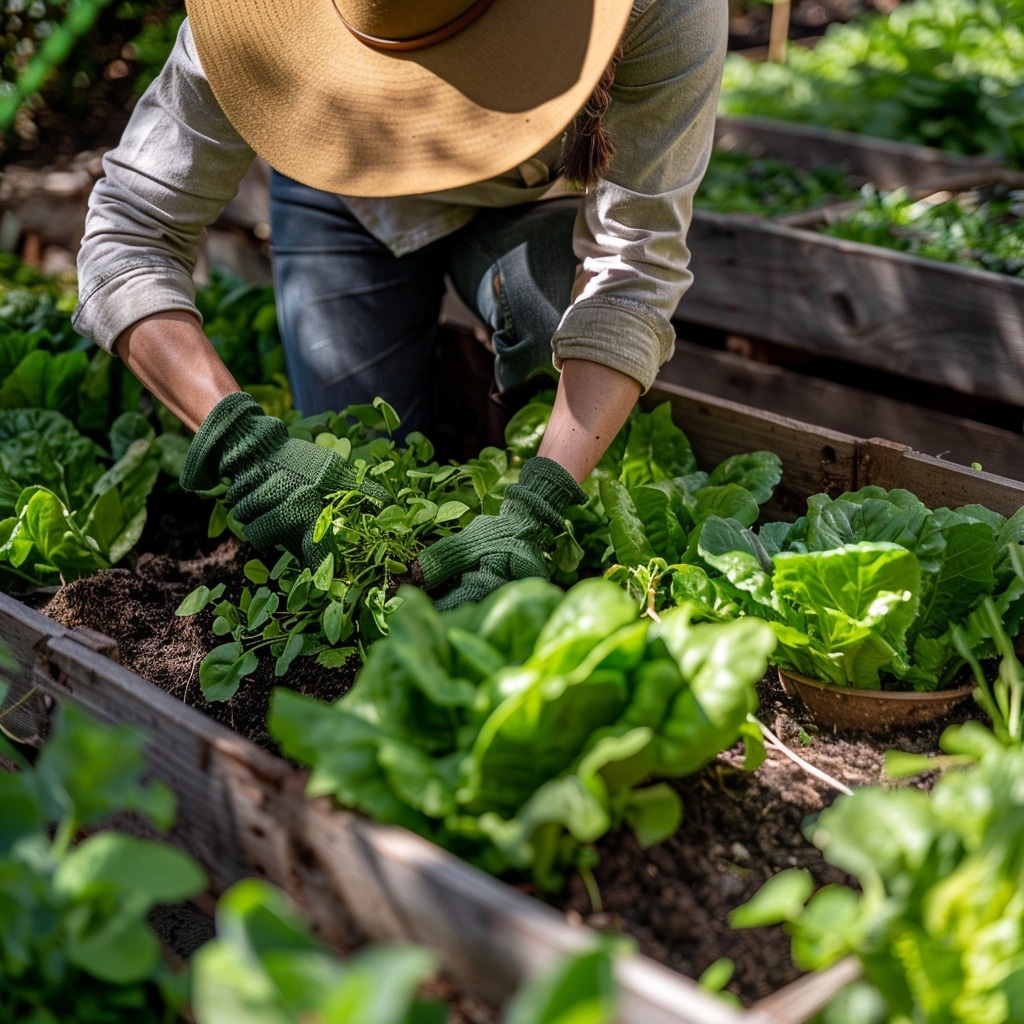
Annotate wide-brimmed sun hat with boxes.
[185,0,633,198]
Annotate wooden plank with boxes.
[10,598,771,1023]
[657,339,1024,482]
[713,115,1008,192]
[647,380,1024,520]
[862,446,1024,520]
[676,212,1024,406]
[0,589,65,744]
[645,382,860,520]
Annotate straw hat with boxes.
[185,0,633,198]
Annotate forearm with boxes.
[538,358,641,482]
[114,311,240,432]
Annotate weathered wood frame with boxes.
[678,115,1024,420]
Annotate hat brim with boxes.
[185,0,632,197]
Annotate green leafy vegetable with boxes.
[672,486,1024,690]
[822,183,1024,277]
[719,0,1024,167]
[176,400,507,700]
[268,577,775,891]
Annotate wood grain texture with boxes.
[677,212,1024,406]
[657,339,1024,483]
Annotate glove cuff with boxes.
[181,392,282,491]
[517,457,587,514]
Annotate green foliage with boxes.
[0,699,205,1023]
[731,717,1024,1022]
[669,486,1024,691]
[191,879,446,1024]
[268,577,774,891]
[505,394,782,597]
[0,408,165,589]
[0,0,115,131]
[2,1,185,152]
[696,149,859,216]
[193,877,620,1024]
[720,0,1024,166]
[822,183,1024,277]
[0,255,145,437]
[175,400,508,701]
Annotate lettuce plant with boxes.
[669,486,1024,690]
[731,640,1024,1024]
[268,577,775,892]
[0,408,164,590]
[505,395,782,586]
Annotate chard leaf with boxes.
[631,482,688,564]
[600,478,655,569]
[620,402,697,487]
[708,450,783,505]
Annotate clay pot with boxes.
[777,667,976,733]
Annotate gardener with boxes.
[73,0,726,607]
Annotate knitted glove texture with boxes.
[180,392,383,566]
[418,456,586,610]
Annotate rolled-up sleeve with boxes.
[73,18,254,350]
[552,0,727,392]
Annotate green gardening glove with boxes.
[180,392,386,567]
[417,456,586,610]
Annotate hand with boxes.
[180,392,385,567]
[417,456,587,609]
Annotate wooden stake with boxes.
[767,0,791,63]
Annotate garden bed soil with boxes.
[33,496,976,1016]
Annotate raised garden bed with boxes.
[672,117,1024,472]
[4,382,1023,1022]
[711,116,1008,196]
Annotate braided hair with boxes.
[559,46,622,190]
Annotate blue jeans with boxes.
[269,171,579,436]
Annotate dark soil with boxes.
[35,491,979,1016]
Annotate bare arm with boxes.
[114,311,241,433]
[538,358,641,482]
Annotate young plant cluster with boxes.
[822,183,1024,278]
[176,398,510,701]
[696,149,859,217]
[0,695,203,1023]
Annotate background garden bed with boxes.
[4,382,1020,1020]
